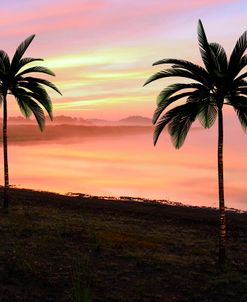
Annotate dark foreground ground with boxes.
[0,188,247,302]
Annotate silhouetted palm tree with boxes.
[144,20,247,266]
[0,35,61,210]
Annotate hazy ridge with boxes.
[5,115,152,126]
[0,124,153,143]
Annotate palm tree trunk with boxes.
[3,93,9,210]
[218,106,226,266]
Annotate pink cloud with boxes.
[0,0,237,46]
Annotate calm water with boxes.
[4,122,247,210]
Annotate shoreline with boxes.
[2,185,247,218]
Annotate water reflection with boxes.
[2,123,247,210]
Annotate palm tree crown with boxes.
[144,20,247,148]
[0,34,61,129]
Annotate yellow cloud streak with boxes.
[54,95,151,109]
[42,47,144,70]
[84,70,146,80]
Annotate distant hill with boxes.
[88,118,112,126]
[87,116,152,126]
[52,116,92,125]
[118,115,152,125]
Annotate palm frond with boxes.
[16,79,41,91]
[237,79,247,87]
[156,83,203,105]
[153,91,196,124]
[16,96,32,118]
[143,68,205,86]
[236,87,247,96]
[234,71,247,82]
[16,66,55,77]
[19,97,45,131]
[231,79,247,92]
[209,42,228,74]
[15,57,44,74]
[15,82,53,120]
[197,97,217,128]
[229,30,247,72]
[0,50,10,72]
[153,106,181,145]
[197,19,217,73]
[11,35,35,70]
[233,103,247,132]
[168,102,199,149]
[22,76,62,95]
[232,55,247,79]
[152,58,211,85]
[154,102,198,147]
[30,91,52,120]
[227,95,247,107]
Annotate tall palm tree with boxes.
[0,35,61,210]
[144,20,247,266]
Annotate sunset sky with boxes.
[1,0,246,120]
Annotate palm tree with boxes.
[0,35,61,210]
[144,20,247,266]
